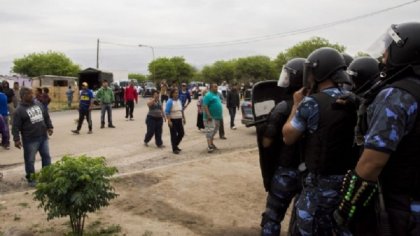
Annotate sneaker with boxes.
[144,142,149,147]
[71,130,80,134]
[231,126,237,130]
[207,146,214,153]
[108,125,116,128]
[2,144,10,150]
[100,124,105,129]
[175,147,182,151]
[87,130,93,134]
[173,150,180,154]
[211,144,218,150]
[28,181,37,188]
[157,144,165,148]
[220,136,227,140]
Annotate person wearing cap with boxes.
[72,82,94,134]
[178,82,191,109]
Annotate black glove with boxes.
[334,170,378,226]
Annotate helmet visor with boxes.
[366,26,402,59]
[277,66,290,87]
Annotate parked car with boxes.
[142,81,157,97]
[241,89,253,126]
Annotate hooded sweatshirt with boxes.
[12,100,53,142]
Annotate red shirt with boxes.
[124,86,138,102]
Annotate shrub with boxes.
[33,155,118,236]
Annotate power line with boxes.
[100,0,419,50]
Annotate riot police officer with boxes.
[282,47,357,235]
[260,58,305,236]
[346,56,380,95]
[334,22,420,235]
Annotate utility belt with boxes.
[304,172,344,189]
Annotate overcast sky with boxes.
[1,0,419,76]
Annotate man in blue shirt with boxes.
[178,83,191,109]
[72,82,94,134]
[0,91,10,149]
[203,83,223,153]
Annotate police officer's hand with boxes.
[293,88,306,106]
[168,120,173,127]
[14,140,22,149]
[47,129,53,136]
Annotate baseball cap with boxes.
[82,82,88,87]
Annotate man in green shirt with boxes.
[96,80,115,128]
[203,83,223,153]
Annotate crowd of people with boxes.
[2,21,420,236]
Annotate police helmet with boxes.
[347,56,380,93]
[303,47,351,86]
[341,53,354,67]
[278,57,305,93]
[367,22,420,68]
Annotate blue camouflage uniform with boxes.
[261,101,302,236]
[364,86,417,153]
[262,167,301,236]
[291,87,352,236]
[363,80,419,234]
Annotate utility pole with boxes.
[96,38,99,69]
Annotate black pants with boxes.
[77,109,92,131]
[228,107,236,128]
[219,118,225,138]
[125,100,134,118]
[197,113,204,129]
[144,116,163,146]
[169,118,184,151]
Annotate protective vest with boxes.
[303,92,358,175]
[380,77,420,199]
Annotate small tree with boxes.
[33,155,118,236]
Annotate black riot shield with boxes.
[249,80,289,191]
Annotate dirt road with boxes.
[0,99,292,235]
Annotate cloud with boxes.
[1,0,420,75]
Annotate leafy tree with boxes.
[12,51,81,77]
[273,37,346,71]
[202,60,236,84]
[170,57,195,83]
[148,57,194,85]
[355,51,370,58]
[128,73,147,83]
[33,155,118,236]
[235,56,277,82]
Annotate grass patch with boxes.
[142,231,153,236]
[13,214,21,221]
[17,202,29,208]
[85,224,122,236]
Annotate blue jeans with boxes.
[101,103,113,125]
[0,115,10,146]
[22,135,51,181]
